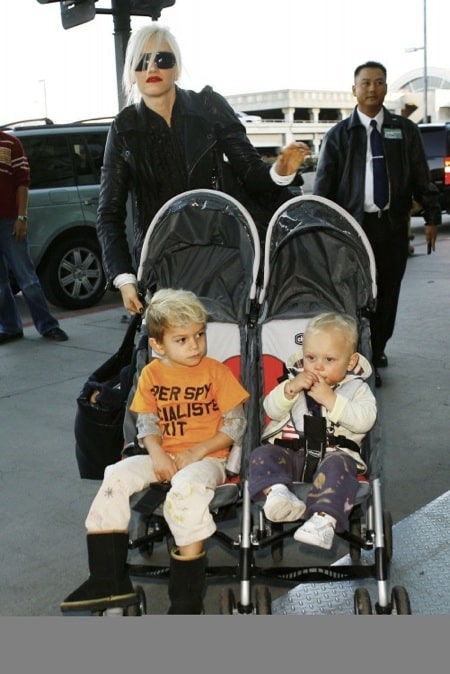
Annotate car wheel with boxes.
[39,234,106,310]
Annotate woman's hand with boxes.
[274,142,311,176]
[119,283,144,314]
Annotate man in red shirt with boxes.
[0,130,68,343]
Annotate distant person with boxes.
[248,312,377,550]
[313,61,441,386]
[0,130,68,344]
[61,288,249,614]
[96,23,310,316]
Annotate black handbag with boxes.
[74,313,142,479]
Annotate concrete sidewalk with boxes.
[0,217,449,615]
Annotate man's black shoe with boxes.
[373,353,388,368]
[374,368,382,388]
[0,331,24,345]
[43,327,68,342]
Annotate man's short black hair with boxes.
[354,61,387,80]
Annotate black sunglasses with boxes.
[135,51,176,71]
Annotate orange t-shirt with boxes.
[130,356,249,458]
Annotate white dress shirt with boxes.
[357,108,389,213]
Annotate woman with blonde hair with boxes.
[97,23,310,315]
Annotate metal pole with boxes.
[111,0,132,111]
[39,79,48,118]
[423,0,428,122]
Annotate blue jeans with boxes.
[0,218,59,335]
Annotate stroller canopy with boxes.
[137,189,260,324]
[259,195,377,320]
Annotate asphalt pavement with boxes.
[0,216,449,615]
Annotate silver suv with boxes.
[1,118,111,309]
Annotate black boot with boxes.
[167,548,207,614]
[60,532,137,613]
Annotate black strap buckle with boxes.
[301,415,327,482]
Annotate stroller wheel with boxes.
[390,586,411,615]
[354,587,372,615]
[254,585,272,614]
[219,587,236,614]
[124,586,147,616]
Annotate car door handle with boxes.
[84,197,99,206]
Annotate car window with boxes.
[19,130,107,189]
[75,132,107,185]
[420,129,446,158]
[21,134,76,189]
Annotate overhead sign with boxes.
[60,1,96,29]
[37,1,176,27]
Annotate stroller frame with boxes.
[122,192,410,615]
[124,188,269,612]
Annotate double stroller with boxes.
[111,190,411,614]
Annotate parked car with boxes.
[418,122,450,214]
[235,110,263,123]
[1,118,112,309]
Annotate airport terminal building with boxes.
[225,67,450,155]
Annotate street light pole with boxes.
[39,79,48,119]
[405,0,429,123]
[423,0,428,122]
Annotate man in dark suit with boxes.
[313,61,441,386]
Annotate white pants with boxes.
[85,455,227,547]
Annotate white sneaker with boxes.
[294,512,337,550]
[263,484,306,522]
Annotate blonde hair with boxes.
[145,288,207,342]
[305,312,359,352]
[123,24,182,105]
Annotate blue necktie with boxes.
[370,119,389,209]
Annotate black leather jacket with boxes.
[313,106,441,228]
[97,86,299,283]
